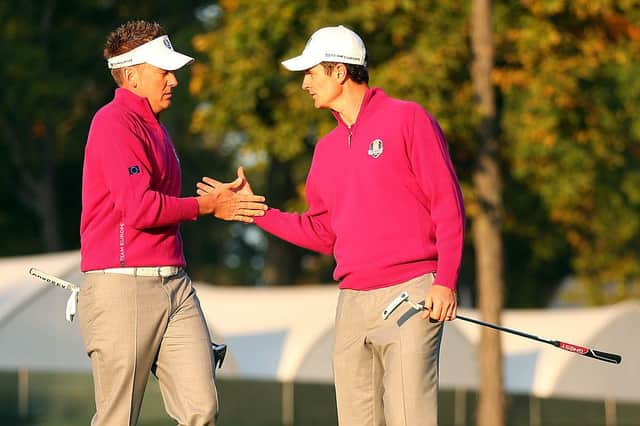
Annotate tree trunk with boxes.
[471,1,505,426]
[0,0,63,252]
[261,159,303,285]
[263,237,302,285]
[36,162,63,251]
[1,112,63,252]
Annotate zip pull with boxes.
[348,127,352,148]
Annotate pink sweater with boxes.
[80,88,198,271]
[255,88,465,290]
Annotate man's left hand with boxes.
[422,285,457,322]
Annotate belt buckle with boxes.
[159,266,180,277]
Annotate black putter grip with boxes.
[589,349,622,365]
[553,340,622,365]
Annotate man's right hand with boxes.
[196,167,267,223]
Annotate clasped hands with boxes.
[196,167,267,223]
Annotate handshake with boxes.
[195,166,268,223]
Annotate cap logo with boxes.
[368,139,384,159]
[324,52,360,62]
[163,38,172,50]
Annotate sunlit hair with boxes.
[320,60,369,85]
[104,20,167,85]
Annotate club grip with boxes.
[555,341,622,364]
[28,267,78,290]
[590,350,622,365]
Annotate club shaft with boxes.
[456,314,622,364]
[455,314,550,344]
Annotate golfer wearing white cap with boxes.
[199,24,465,426]
[280,26,463,426]
[79,20,267,426]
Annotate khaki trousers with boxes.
[333,273,443,426]
[79,271,218,426]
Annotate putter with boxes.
[212,342,227,369]
[382,291,622,365]
[29,267,79,322]
[29,267,229,369]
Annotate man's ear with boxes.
[125,67,138,88]
[335,63,348,83]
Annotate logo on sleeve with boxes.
[128,165,141,175]
[368,139,384,159]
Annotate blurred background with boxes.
[1,0,640,425]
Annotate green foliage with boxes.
[192,0,640,304]
[496,0,640,304]
[190,0,478,286]
[0,0,255,283]
[2,0,640,302]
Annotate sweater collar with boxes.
[332,87,385,129]
[113,87,159,123]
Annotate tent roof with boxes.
[0,250,81,324]
[0,251,638,402]
[444,303,639,401]
[0,251,88,371]
[195,284,338,382]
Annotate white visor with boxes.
[107,35,194,71]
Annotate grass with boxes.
[0,371,638,425]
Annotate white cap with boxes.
[281,25,366,71]
[107,35,194,70]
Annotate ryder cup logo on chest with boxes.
[368,139,384,159]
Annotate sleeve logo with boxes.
[128,165,141,175]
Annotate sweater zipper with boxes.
[347,126,352,148]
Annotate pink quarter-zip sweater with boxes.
[80,88,198,271]
[255,88,465,290]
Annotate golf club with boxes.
[29,267,79,291]
[28,267,228,368]
[382,291,622,365]
[29,267,80,321]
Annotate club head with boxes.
[212,342,227,369]
[382,291,410,320]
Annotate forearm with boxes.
[121,193,199,229]
[254,208,334,255]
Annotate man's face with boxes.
[130,63,178,114]
[302,64,342,109]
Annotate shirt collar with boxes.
[113,87,159,123]
[332,87,384,128]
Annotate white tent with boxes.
[197,286,639,403]
[1,251,638,403]
[0,250,88,371]
[440,303,639,402]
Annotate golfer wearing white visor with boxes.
[79,20,267,426]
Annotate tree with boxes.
[190,0,475,285]
[0,0,106,251]
[0,0,214,260]
[495,0,640,304]
[471,0,505,424]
